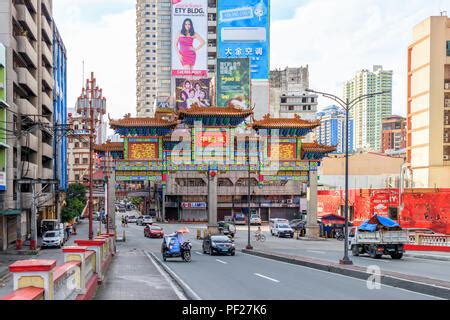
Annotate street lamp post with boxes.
[246,137,253,250]
[306,88,389,265]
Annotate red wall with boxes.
[317,189,450,234]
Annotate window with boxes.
[75,142,80,148]
[75,158,80,164]
[447,41,450,56]
[82,158,88,164]
[75,174,80,181]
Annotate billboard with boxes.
[171,0,208,77]
[175,78,211,110]
[218,0,270,80]
[216,58,250,108]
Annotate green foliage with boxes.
[131,197,143,207]
[62,183,87,223]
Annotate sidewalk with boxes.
[94,223,183,300]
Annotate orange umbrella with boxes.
[176,227,190,234]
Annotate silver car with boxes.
[42,230,64,248]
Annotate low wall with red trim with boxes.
[405,244,450,253]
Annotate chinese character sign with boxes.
[218,0,270,80]
[216,58,250,108]
[172,0,208,77]
[129,143,158,160]
[176,78,211,110]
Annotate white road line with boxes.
[254,273,280,283]
[307,250,326,254]
[216,259,228,264]
[143,251,187,300]
[195,252,203,255]
[148,252,202,301]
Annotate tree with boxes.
[62,183,87,223]
[131,197,143,207]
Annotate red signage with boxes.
[197,132,227,147]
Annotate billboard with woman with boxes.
[172,0,208,76]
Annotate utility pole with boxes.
[15,116,23,250]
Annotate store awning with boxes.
[0,209,21,216]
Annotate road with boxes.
[119,215,440,300]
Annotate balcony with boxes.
[21,161,38,179]
[15,5,38,40]
[208,20,217,27]
[17,67,38,96]
[42,142,53,158]
[16,98,37,115]
[26,0,38,13]
[21,133,38,151]
[42,168,53,180]
[41,0,51,20]
[41,41,53,66]
[41,67,53,89]
[41,91,53,111]
[41,16,53,44]
[16,36,38,68]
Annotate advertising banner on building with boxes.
[218,0,270,80]
[175,78,211,110]
[171,0,208,77]
[216,58,250,108]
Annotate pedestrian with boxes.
[65,225,71,241]
[121,216,125,227]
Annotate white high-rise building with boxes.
[136,0,218,116]
[344,65,393,152]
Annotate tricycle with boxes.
[161,234,192,262]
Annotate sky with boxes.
[53,0,449,131]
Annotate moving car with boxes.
[233,213,247,225]
[269,218,289,229]
[250,214,262,226]
[202,235,235,256]
[144,225,164,238]
[137,215,153,226]
[218,221,236,238]
[126,215,137,223]
[271,222,294,238]
[42,230,64,248]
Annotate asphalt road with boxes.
[123,220,440,300]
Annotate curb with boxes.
[405,253,450,262]
[242,249,450,300]
[147,252,201,300]
[0,267,9,281]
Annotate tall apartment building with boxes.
[0,0,57,250]
[316,105,354,154]
[344,65,393,152]
[407,15,450,188]
[270,66,318,121]
[381,115,406,155]
[135,0,226,116]
[53,25,67,192]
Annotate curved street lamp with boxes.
[306,88,390,265]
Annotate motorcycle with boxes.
[161,235,192,262]
[335,229,345,241]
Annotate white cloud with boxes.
[271,0,446,116]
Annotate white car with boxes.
[269,218,289,229]
[271,223,295,238]
[250,214,262,225]
[126,215,137,223]
[137,215,153,226]
[42,230,64,248]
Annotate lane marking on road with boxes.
[216,259,228,264]
[307,250,326,254]
[254,273,280,283]
[143,251,187,300]
[195,252,203,255]
[243,253,443,299]
[147,251,202,301]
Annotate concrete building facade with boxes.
[316,105,354,154]
[0,0,58,250]
[407,15,450,188]
[381,115,406,155]
[67,111,90,185]
[270,66,318,121]
[344,65,393,152]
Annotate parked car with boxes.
[137,215,153,226]
[126,215,137,223]
[42,230,64,248]
[144,225,164,238]
[203,235,235,256]
[119,206,126,213]
[250,214,262,226]
[218,221,236,238]
[233,213,247,225]
[271,222,294,238]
